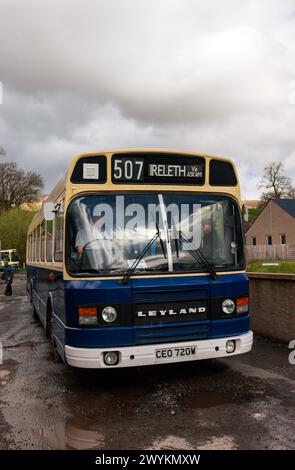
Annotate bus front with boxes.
[63,151,253,368]
[0,249,19,271]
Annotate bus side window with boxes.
[36,226,41,262]
[33,229,37,262]
[31,231,35,262]
[54,202,64,262]
[41,222,46,262]
[46,220,53,262]
[30,235,33,262]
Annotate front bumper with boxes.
[65,331,253,368]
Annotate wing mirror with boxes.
[43,202,56,221]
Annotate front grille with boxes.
[132,287,209,303]
[134,321,209,345]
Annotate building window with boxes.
[280,234,286,245]
[251,237,257,246]
[266,235,272,246]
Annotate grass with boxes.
[247,260,295,274]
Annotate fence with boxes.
[246,244,295,261]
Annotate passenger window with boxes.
[54,201,64,262]
[41,222,46,262]
[46,220,53,262]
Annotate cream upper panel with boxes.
[65,149,241,202]
[28,149,241,233]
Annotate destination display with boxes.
[111,153,205,185]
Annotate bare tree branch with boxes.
[257,162,295,203]
[0,161,44,211]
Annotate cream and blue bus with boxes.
[0,249,20,271]
[26,149,253,368]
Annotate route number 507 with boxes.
[113,158,144,181]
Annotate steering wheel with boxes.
[82,239,102,251]
[78,238,108,270]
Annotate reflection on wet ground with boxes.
[41,416,105,450]
[0,370,10,386]
[184,391,235,409]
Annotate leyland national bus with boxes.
[26,149,253,368]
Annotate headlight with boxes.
[101,306,118,323]
[104,351,119,365]
[222,299,235,314]
[226,340,236,353]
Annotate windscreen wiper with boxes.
[118,224,166,285]
[178,231,218,280]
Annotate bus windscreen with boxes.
[66,193,244,276]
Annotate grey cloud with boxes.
[0,0,295,197]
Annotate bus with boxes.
[0,249,20,271]
[26,149,253,368]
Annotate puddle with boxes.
[149,433,237,450]
[114,383,153,400]
[198,435,237,450]
[0,369,11,385]
[41,416,105,450]
[253,412,266,421]
[149,435,194,450]
[185,391,234,409]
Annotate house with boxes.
[245,199,295,260]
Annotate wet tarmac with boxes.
[0,273,294,450]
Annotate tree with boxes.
[257,162,295,203]
[0,208,36,264]
[0,161,44,211]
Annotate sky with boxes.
[0,0,295,199]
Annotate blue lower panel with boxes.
[65,316,250,348]
[211,315,251,338]
[65,326,133,348]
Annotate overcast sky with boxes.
[1,0,295,199]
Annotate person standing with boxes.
[4,261,13,296]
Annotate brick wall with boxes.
[248,273,295,343]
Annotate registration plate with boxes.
[155,346,196,360]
